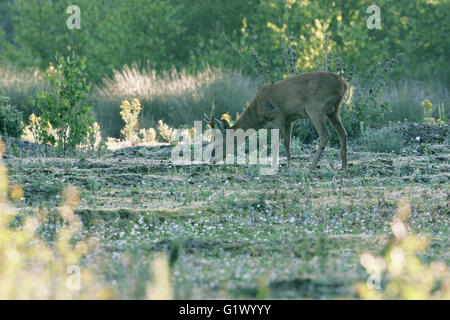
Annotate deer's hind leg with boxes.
[327,111,348,170]
[307,112,330,170]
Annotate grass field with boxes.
[4,137,449,299]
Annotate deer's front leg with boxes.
[307,111,330,171]
[261,100,288,166]
[264,116,286,166]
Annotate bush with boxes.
[358,126,404,154]
[0,96,23,138]
[337,54,404,133]
[35,52,94,154]
[93,65,257,137]
[119,99,142,144]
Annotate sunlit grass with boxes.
[93,65,257,136]
[0,65,50,117]
[383,78,449,123]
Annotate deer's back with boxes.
[259,72,348,118]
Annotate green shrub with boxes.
[292,120,317,145]
[358,126,404,154]
[35,51,94,154]
[336,54,404,135]
[0,96,23,138]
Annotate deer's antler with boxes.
[203,101,216,129]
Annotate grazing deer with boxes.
[204,71,348,170]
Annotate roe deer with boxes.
[204,71,348,170]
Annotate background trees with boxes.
[0,0,447,83]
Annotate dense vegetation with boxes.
[1,0,448,82]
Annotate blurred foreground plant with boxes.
[356,199,449,300]
[146,252,173,300]
[0,140,112,299]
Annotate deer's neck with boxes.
[231,102,261,131]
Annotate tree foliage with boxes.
[0,0,447,83]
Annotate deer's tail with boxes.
[331,78,348,115]
[341,78,349,97]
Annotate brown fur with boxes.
[209,71,348,170]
